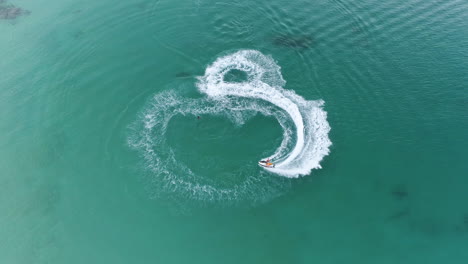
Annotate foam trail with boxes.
[129,50,331,204]
[197,50,331,177]
[129,91,292,202]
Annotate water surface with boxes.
[1,0,467,263]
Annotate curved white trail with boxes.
[197,50,331,177]
[129,50,331,203]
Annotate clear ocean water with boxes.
[1,0,467,263]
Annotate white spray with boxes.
[197,50,331,177]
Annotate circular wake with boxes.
[197,50,331,177]
[128,50,331,204]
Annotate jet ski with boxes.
[258,160,275,168]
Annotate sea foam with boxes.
[129,50,331,203]
[197,50,331,177]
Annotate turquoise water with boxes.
[1,0,468,263]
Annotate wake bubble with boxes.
[128,50,331,204]
[197,50,331,177]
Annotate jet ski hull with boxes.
[258,161,275,168]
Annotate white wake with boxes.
[197,50,331,177]
[129,50,331,203]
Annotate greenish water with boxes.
[1,0,468,263]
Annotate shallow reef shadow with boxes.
[73,30,85,39]
[463,214,468,230]
[391,184,408,200]
[0,0,30,21]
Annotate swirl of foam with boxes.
[128,50,331,204]
[197,50,331,177]
[129,91,292,204]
